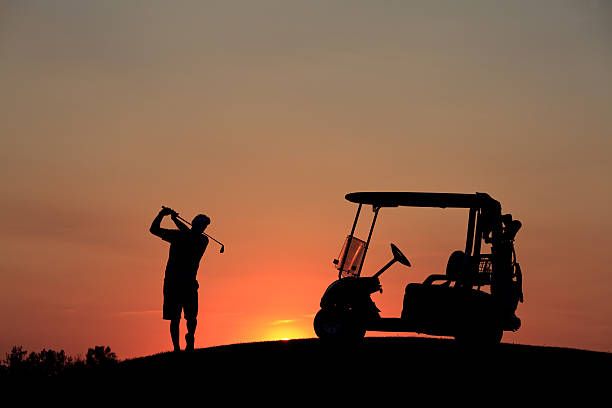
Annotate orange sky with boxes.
[1,1,611,358]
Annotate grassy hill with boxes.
[6,337,608,401]
[114,337,610,399]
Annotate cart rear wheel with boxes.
[314,308,365,342]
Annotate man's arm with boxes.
[171,214,190,232]
[150,207,174,238]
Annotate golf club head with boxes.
[220,245,225,254]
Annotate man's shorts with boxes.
[163,281,198,321]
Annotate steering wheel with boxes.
[390,243,411,267]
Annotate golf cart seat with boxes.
[401,281,496,331]
[423,250,467,286]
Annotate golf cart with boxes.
[314,192,524,345]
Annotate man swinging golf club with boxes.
[150,206,210,352]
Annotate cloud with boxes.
[270,319,295,326]
[270,314,316,325]
[116,309,160,316]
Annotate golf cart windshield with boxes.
[334,235,366,278]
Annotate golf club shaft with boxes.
[177,215,224,246]
[162,206,224,247]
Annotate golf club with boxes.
[162,206,225,253]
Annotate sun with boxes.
[262,325,309,342]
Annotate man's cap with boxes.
[192,214,210,229]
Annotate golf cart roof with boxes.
[345,192,499,210]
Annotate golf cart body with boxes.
[314,192,524,344]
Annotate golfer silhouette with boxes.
[150,207,209,352]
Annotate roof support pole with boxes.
[473,210,483,260]
[357,206,380,276]
[460,207,478,288]
[465,207,477,257]
[338,203,362,279]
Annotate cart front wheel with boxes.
[314,308,365,342]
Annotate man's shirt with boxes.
[156,229,208,288]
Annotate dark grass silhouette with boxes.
[3,337,610,401]
[1,345,118,380]
[115,337,610,398]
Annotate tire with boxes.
[314,308,365,342]
[490,327,504,344]
[454,325,503,346]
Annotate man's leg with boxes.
[164,285,182,352]
[184,284,198,352]
[170,319,180,352]
[185,318,197,351]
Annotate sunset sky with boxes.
[1,0,611,358]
